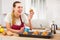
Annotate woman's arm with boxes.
[28,11,34,30]
[6,22,24,33]
[22,14,31,29]
[28,16,32,30]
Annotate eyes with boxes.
[18,6,23,8]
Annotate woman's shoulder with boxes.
[21,13,26,16]
[5,13,12,23]
[6,13,11,17]
[5,13,12,19]
[21,13,27,17]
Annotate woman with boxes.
[28,9,34,30]
[5,1,29,35]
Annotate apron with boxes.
[11,16,24,30]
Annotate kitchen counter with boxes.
[0,29,60,40]
[0,33,60,40]
[0,34,60,40]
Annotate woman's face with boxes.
[13,3,23,16]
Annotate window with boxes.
[30,0,46,19]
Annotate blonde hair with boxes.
[11,1,21,25]
[11,11,16,25]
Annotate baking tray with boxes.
[19,32,53,39]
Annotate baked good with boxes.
[23,32,28,35]
[32,31,39,35]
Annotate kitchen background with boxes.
[0,0,60,28]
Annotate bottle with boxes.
[51,21,56,34]
[40,24,42,29]
[56,24,58,30]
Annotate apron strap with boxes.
[20,16,23,23]
[20,16,24,26]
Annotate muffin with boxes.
[23,32,28,35]
[32,31,39,35]
[42,31,48,36]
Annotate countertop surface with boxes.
[0,33,60,40]
[0,29,60,40]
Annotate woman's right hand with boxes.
[18,27,24,33]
